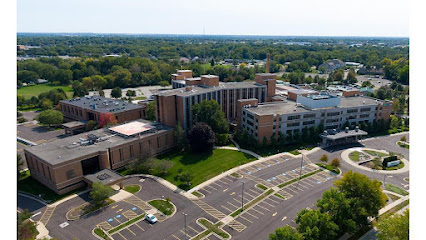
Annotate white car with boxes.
[145,213,158,224]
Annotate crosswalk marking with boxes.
[39,205,56,226]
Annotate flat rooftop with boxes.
[25,120,171,165]
[288,89,318,95]
[245,96,385,116]
[109,121,154,137]
[60,96,144,114]
[83,169,124,185]
[156,81,266,97]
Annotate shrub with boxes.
[215,133,229,146]
[400,136,406,142]
[320,154,328,163]
[187,122,216,152]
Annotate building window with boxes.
[303,113,316,118]
[303,120,315,125]
[119,149,124,161]
[130,145,134,158]
[157,137,160,149]
[360,107,371,112]
[360,114,370,118]
[327,112,340,116]
[287,122,300,127]
[347,109,358,113]
[287,115,301,120]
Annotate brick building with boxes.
[59,96,146,124]
[24,120,174,194]
[240,94,392,143]
[157,70,276,130]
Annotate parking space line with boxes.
[243,191,256,199]
[301,180,314,187]
[114,217,122,223]
[172,234,181,240]
[117,232,127,240]
[262,200,276,208]
[188,226,200,233]
[243,210,258,219]
[248,188,261,195]
[201,188,212,193]
[256,204,271,212]
[265,197,279,204]
[210,182,222,188]
[238,215,253,223]
[134,223,144,231]
[227,201,240,209]
[222,176,234,182]
[284,187,300,195]
[297,182,310,190]
[221,205,234,213]
[304,177,317,184]
[216,179,229,185]
[126,228,136,236]
[249,207,264,215]
[206,185,218,191]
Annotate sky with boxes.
[17,0,409,37]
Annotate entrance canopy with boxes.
[320,128,367,147]
[83,169,124,186]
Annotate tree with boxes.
[320,154,328,163]
[38,109,63,127]
[145,102,156,121]
[296,209,339,240]
[89,182,114,206]
[159,80,170,88]
[73,85,89,97]
[99,113,117,128]
[92,75,107,90]
[98,90,105,97]
[157,160,174,175]
[376,209,409,240]
[126,90,136,97]
[40,98,53,110]
[174,123,186,151]
[330,158,341,168]
[269,226,303,240]
[192,100,229,133]
[210,58,215,67]
[179,172,194,186]
[18,210,38,240]
[18,70,40,83]
[86,120,99,131]
[17,154,24,180]
[400,136,406,142]
[54,69,73,85]
[316,188,356,234]
[346,69,357,84]
[111,87,122,98]
[334,171,387,226]
[82,77,95,90]
[187,122,216,152]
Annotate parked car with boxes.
[145,213,158,224]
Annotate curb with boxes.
[147,198,177,222]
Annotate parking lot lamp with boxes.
[183,213,188,240]
[241,181,245,212]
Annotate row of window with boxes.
[117,135,169,162]
[27,155,52,182]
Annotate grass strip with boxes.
[193,219,229,239]
[363,150,388,157]
[108,214,145,234]
[385,184,409,196]
[349,151,360,161]
[231,189,274,217]
[94,228,111,240]
[84,199,115,215]
[387,193,401,201]
[379,200,409,220]
[397,142,409,149]
[124,185,140,194]
[256,184,268,191]
[230,172,242,178]
[192,191,203,198]
[278,169,322,188]
[315,163,340,174]
[274,193,285,199]
[148,200,174,216]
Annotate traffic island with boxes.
[148,199,177,222]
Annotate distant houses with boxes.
[318,59,345,73]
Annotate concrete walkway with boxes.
[341,148,409,174]
[110,189,133,202]
[36,222,50,239]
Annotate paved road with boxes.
[38,133,409,240]
[306,133,409,190]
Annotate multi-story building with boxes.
[59,96,146,124]
[23,120,174,194]
[155,70,277,130]
[240,94,392,142]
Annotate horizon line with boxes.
[17,32,409,39]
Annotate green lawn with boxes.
[385,184,409,196]
[18,170,85,202]
[363,150,388,157]
[18,84,73,98]
[94,228,112,240]
[124,185,141,194]
[148,200,175,216]
[349,151,361,161]
[315,163,340,174]
[154,149,256,190]
[397,142,409,149]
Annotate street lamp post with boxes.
[241,181,245,212]
[183,213,188,240]
[296,154,304,190]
